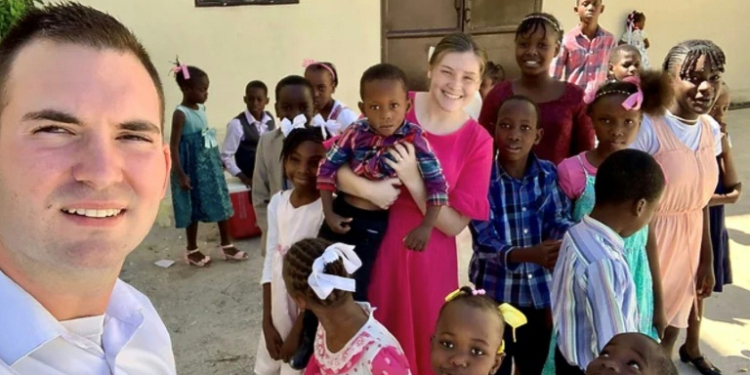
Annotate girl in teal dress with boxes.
[170,62,248,267]
[543,72,673,375]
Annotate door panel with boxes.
[382,0,543,92]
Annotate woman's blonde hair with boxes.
[429,33,488,76]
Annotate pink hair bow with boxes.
[172,64,190,80]
[622,76,643,110]
[472,289,486,296]
[302,58,336,81]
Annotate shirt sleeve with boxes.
[260,193,280,284]
[706,115,724,156]
[448,126,494,220]
[337,107,360,128]
[252,134,271,236]
[557,157,586,200]
[412,132,449,206]
[585,259,628,360]
[571,94,596,155]
[629,115,658,155]
[478,85,502,132]
[220,119,245,176]
[544,167,575,240]
[468,172,522,272]
[551,45,569,81]
[370,346,412,375]
[316,126,357,191]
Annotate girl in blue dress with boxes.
[170,62,248,267]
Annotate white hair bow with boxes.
[280,114,308,138]
[311,114,343,138]
[308,243,362,300]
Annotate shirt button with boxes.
[528,274,534,279]
[522,207,527,212]
[523,229,529,234]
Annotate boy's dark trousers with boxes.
[494,306,553,375]
[555,347,585,375]
[290,194,389,369]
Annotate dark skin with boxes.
[495,100,563,269]
[170,75,243,262]
[587,95,667,338]
[431,302,505,375]
[275,84,315,125]
[236,86,270,186]
[289,292,368,355]
[661,55,721,364]
[512,25,568,105]
[609,52,642,81]
[586,333,668,375]
[575,0,605,39]
[262,140,325,361]
[708,88,742,207]
[305,68,337,119]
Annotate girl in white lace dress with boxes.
[283,238,411,375]
[619,11,651,68]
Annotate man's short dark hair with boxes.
[359,63,409,99]
[0,2,164,123]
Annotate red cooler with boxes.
[226,179,262,239]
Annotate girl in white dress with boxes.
[620,11,651,68]
[255,128,326,375]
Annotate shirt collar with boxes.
[495,153,544,182]
[244,110,272,126]
[574,24,605,40]
[580,215,625,250]
[0,270,144,366]
[360,119,414,137]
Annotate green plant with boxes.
[0,0,42,39]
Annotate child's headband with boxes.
[584,76,643,111]
[521,15,560,33]
[303,59,336,82]
[445,288,528,354]
[308,243,362,300]
[171,57,190,80]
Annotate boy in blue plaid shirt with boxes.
[470,96,574,375]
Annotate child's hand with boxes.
[178,173,192,191]
[262,319,283,360]
[325,212,352,234]
[238,173,253,187]
[653,307,668,340]
[404,224,431,251]
[279,330,301,363]
[532,240,562,269]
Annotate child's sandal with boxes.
[184,249,212,267]
[216,244,249,261]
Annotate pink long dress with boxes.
[367,92,494,375]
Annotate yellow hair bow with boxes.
[444,288,528,354]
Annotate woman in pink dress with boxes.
[335,33,494,375]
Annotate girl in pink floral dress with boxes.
[283,238,411,375]
[334,33,494,374]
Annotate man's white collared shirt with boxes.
[0,270,176,375]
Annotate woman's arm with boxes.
[335,164,402,210]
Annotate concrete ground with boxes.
[123,109,750,375]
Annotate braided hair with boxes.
[516,12,563,45]
[280,128,324,163]
[173,62,207,90]
[663,40,726,80]
[588,70,673,117]
[282,238,351,307]
[439,286,505,335]
[305,61,339,88]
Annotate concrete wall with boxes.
[543,0,750,103]
[78,0,380,138]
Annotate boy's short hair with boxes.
[359,63,409,99]
[275,75,313,102]
[497,95,541,129]
[0,2,163,120]
[595,149,665,205]
[609,45,642,64]
[246,80,268,96]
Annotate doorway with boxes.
[382,0,542,91]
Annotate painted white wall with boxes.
[543,0,750,102]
